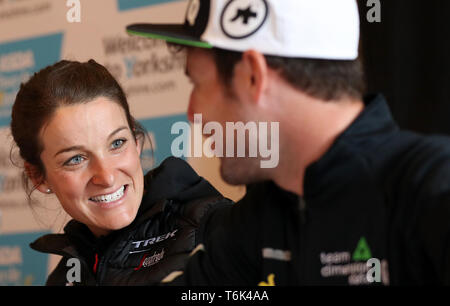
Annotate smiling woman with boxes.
[36,97,144,238]
[9,59,232,285]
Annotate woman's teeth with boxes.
[90,186,125,203]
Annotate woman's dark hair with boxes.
[211,47,366,101]
[10,59,149,197]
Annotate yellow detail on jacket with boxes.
[258,273,275,286]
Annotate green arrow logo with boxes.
[352,237,372,261]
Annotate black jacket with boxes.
[30,157,232,285]
[169,94,450,286]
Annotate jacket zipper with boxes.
[96,253,108,285]
[93,253,99,275]
[299,197,307,225]
[298,196,308,285]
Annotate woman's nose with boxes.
[90,159,115,187]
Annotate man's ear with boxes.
[24,162,50,194]
[234,49,268,105]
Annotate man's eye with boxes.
[111,138,126,150]
[65,155,84,166]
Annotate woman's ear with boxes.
[134,134,144,156]
[24,162,51,194]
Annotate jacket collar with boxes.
[338,93,398,139]
[136,156,222,219]
[30,157,223,256]
[303,94,398,198]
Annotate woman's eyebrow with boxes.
[107,126,128,140]
[54,145,84,157]
[53,126,128,157]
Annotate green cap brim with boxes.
[126,26,212,49]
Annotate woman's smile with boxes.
[89,184,128,208]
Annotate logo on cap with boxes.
[186,0,201,26]
[220,0,268,39]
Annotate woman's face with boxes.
[38,97,144,237]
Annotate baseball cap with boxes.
[126,0,360,60]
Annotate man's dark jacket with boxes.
[30,157,232,285]
[170,94,450,286]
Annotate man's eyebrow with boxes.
[53,126,128,157]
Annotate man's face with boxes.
[186,48,238,125]
[185,47,267,185]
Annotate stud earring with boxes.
[46,189,52,194]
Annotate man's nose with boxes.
[90,158,115,187]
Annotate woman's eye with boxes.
[111,138,126,150]
[65,155,84,166]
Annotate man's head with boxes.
[127,0,360,59]
[210,47,366,102]
[127,0,365,187]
